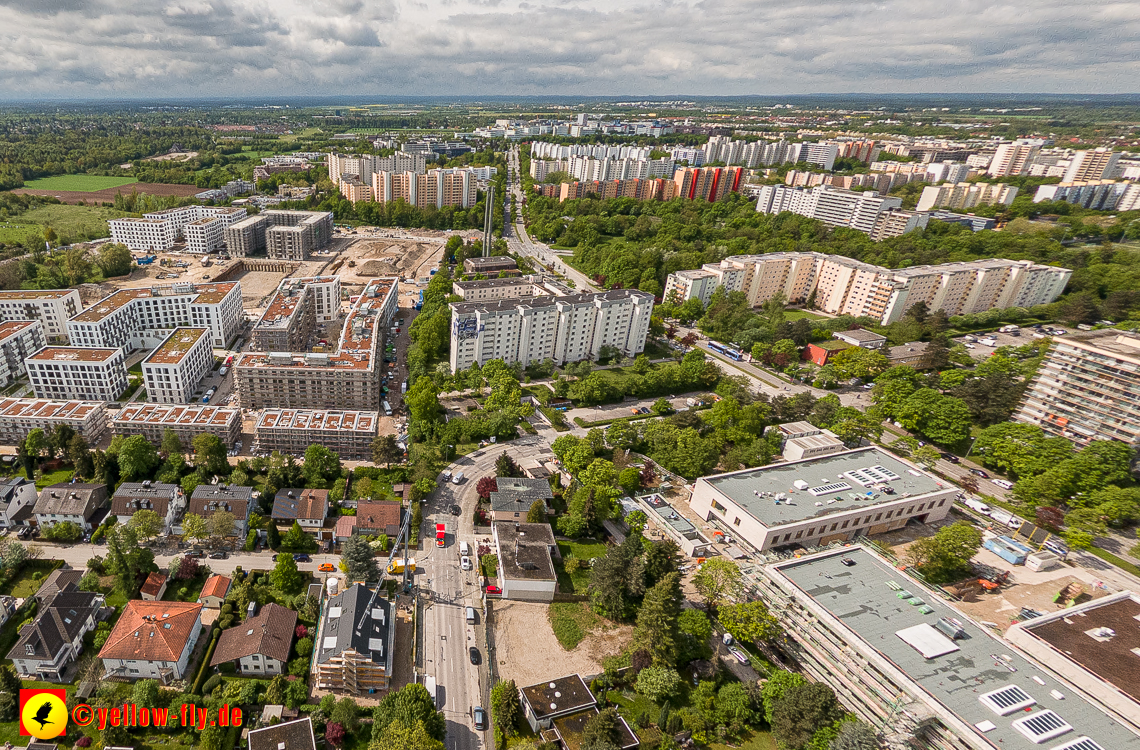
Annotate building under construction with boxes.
[756,546,1140,750]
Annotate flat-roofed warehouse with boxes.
[688,447,956,552]
[756,546,1140,750]
[255,409,379,460]
[112,403,241,447]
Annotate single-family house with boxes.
[197,574,231,609]
[188,484,253,538]
[33,483,107,532]
[802,340,851,366]
[7,584,106,681]
[140,572,169,601]
[520,673,639,750]
[272,488,329,530]
[99,600,203,682]
[489,477,554,522]
[340,501,402,541]
[248,717,317,750]
[34,569,84,605]
[110,481,184,531]
[0,477,37,528]
[209,602,296,676]
[492,522,558,603]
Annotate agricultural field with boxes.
[0,204,127,245]
[21,174,139,192]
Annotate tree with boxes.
[476,476,498,500]
[762,671,808,723]
[271,553,302,592]
[912,445,942,471]
[131,679,159,708]
[635,665,683,704]
[42,521,83,542]
[97,242,133,277]
[633,572,681,666]
[651,398,674,415]
[692,558,742,613]
[896,389,973,446]
[331,697,360,733]
[180,513,206,544]
[23,428,46,471]
[116,435,160,481]
[342,535,380,581]
[830,721,881,750]
[618,467,641,496]
[830,346,889,381]
[128,509,163,542]
[281,521,317,552]
[495,451,521,478]
[372,683,446,743]
[490,679,521,738]
[405,377,442,423]
[526,500,547,523]
[905,521,983,583]
[644,539,680,588]
[719,600,780,645]
[266,522,282,550]
[0,540,28,572]
[372,435,402,468]
[161,428,183,456]
[191,433,229,476]
[677,608,713,664]
[769,683,843,750]
[373,720,445,750]
[303,444,342,487]
[209,511,236,540]
[326,722,346,747]
[581,708,621,750]
[605,420,640,451]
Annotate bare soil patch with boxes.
[14,182,203,205]
[493,600,631,686]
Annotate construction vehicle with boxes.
[386,558,416,575]
[136,255,157,265]
[348,260,356,268]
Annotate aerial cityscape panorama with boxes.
[1,4,1140,750]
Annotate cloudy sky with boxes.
[0,0,1137,98]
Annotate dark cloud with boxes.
[0,0,1136,96]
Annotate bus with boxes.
[708,341,744,361]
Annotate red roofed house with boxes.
[803,340,851,366]
[197,574,231,609]
[140,572,168,601]
[99,600,203,682]
[334,501,402,544]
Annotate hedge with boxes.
[192,631,221,695]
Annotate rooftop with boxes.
[272,488,329,522]
[465,256,518,269]
[98,600,202,663]
[247,717,317,750]
[69,283,237,323]
[0,398,103,421]
[211,602,296,665]
[521,674,595,719]
[143,328,209,366]
[140,572,168,597]
[112,403,239,428]
[451,288,652,316]
[199,574,231,600]
[257,409,379,434]
[0,320,40,341]
[770,547,1140,750]
[489,477,554,514]
[27,347,121,363]
[494,521,557,582]
[1058,330,1140,361]
[699,447,953,528]
[811,340,851,352]
[316,583,391,667]
[0,289,75,300]
[833,328,888,343]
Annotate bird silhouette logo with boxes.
[19,689,67,740]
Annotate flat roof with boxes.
[144,328,210,366]
[113,403,239,428]
[0,289,75,300]
[1060,331,1140,362]
[1018,595,1140,705]
[770,547,1140,750]
[521,674,595,719]
[28,347,120,363]
[494,522,556,582]
[0,398,103,421]
[0,320,39,341]
[256,409,379,434]
[451,288,651,316]
[69,282,237,323]
[700,447,953,528]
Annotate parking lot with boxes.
[953,324,1074,359]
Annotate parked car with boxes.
[993,479,1014,490]
[208,551,227,559]
[939,452,960,463]
[473,707,487,731]
[469,647,481,665]
[449,504,462,516]
[318,563,336,572]
[461,556,472,571]
[186,550,205,558]
[970,468,990,479]
[293,554,312,562]
[727,645,749,664]
[485,585,502,594]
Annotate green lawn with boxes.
[0,221,43,245]
[783,309,826,321]
[13,204,131,243]
[22,175,139,192]
[0,568,48,598]
[554,539,607,594]
[548,602,599,650]
[35,467,75,489]
[164,573,208,602]
[709,730,779,750]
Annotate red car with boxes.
[435,523,446,547]
[485,585,502,594]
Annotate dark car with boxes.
[939,452,960,464]
[469,647,481,665]
[473,707,487,731]
[293,554,312,562]
[970,468,990,479]
[186,550,205,558]
[450,504,462,516]
[208,551,227,559]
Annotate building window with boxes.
[841,521,849,529]
[711,500,726,514]
[732,517,740,526]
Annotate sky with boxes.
[0,0,1138,98]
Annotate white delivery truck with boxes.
[963,498,991,514]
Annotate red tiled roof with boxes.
[98,600,202,662]
[199,574,231,600]
[140,572,168,596]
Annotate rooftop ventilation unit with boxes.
[979,685,1035,715]
[1011,710,1072,744]
[1050,739,1105,750]
[808,482,851,496]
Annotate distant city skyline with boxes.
[1,0,1137,98]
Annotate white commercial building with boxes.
[67,281,243,351]
[142,327,214,404]
[450,289,654,371]
[0,289,82,342]
[0,320,47,387]
[108,206,247,252]
[664,253,1071,324]
[25,347,129,401]
[689,447,957,552]
[916,182,1018,211]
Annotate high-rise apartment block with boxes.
[0,320,46,388]
[987,142,1040,177]
[67,282,242,351]
[26,347,129,401]
[566,156,675,182]
[1012,330,1140,447]
[326,152,427,185]
[235,278,397,410]
[1033,180,1140,211]
[141,327,213,404]
[367,168,480,209]
[223,211,333,260]
[450,288,653,371]
[251,276,341,352]
[108,206,247,252]
[1062,147,1120,182]
[916,182,1018,211]
[664,253,1071,324]
[557,178,678,203]
[0,289,81,342]
[339,176,372,203]
[673,166,743,202]
[787,142,840,171]
[755,184,928,239]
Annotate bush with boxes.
[202,674,223,695]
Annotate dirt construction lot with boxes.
[492,601,631,686]
[323,237,446,284]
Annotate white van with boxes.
[452,471,464,485]
[964,498,991,514]
[459,541,471,557]
[992,479,1014,490]
[466,606,477,625]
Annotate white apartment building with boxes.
[112,403,241,447]
[66,282,243,351]
[665,253,1072,324]
[327,151,427,184]
[755,184,927,239]
[0,398,108,445]
[566,156,674,182]
[183,217,226,254]
[987,142,1040,177]
[529,159,567,182]
[142,327,213,404]
[0,320,46,387]
[370,168,481,209]
[0,290,81,342]
[26,346,129,401]
[1033,180,1140,211]
[916,182,1018,211]
[1063,147,1120,182]
[788,142,839,171]
[450,289,654,371]
[108,206,247,252]
[923,161,972,183]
